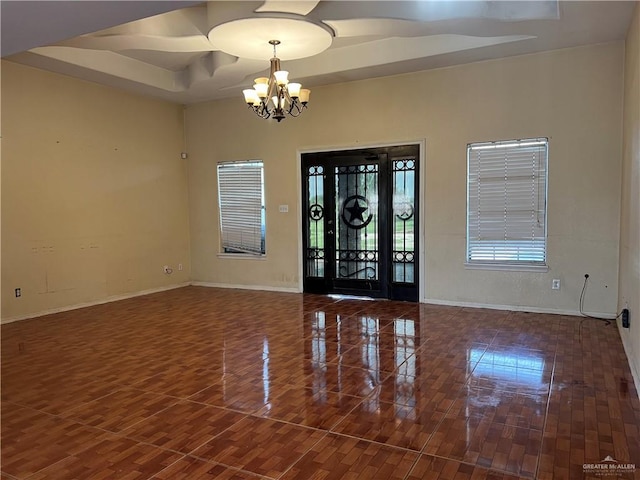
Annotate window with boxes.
[466,138,548,269]
[217,160,265,255]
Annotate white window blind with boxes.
[217,160,265,255]
[466,138,548,266]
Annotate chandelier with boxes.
[242,40,310,122]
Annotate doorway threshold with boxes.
[328,294,379,302]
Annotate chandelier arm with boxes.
[267,56,280,104]
[266,82,277,107]
[277,91,286,115]
[251,103,270,119]
[287,100,305,117]
[287,102,298,116]
[261,98,273,119]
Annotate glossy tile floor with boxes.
[2,287,639,479]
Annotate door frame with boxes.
[296,139,426,302]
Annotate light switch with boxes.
[279,205,289,213]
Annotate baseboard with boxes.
[423,297,618,319]
[1,283,190,324]
[192,287,615,318]
[190,281,301,294]
[4,286,614,324]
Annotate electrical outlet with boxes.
[552,279,560,290]
[14,288,21,298]
[178,263,183,271]
[622,308,630,328]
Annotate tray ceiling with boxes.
[2,1,636,104]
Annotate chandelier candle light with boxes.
[242,40,310,122]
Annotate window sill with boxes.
[464,262,548,272]
[217,253,267,260]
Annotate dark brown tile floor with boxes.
[2,286,639,479]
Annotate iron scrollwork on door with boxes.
[341,195,373,229]
[395,202,414,221]
[339,266,376,279]
[338,249,377,279]
[309,203,324,220]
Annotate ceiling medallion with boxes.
[208,17,333,61]
[209,17,332,122]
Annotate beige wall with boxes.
[619,4,640,383]
[186,42,624,315]
[1,41,627,321]
[1,61,191,321]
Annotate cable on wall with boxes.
[579,274,614,326]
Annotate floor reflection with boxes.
[3,287,639,480]
[470,346,547,388]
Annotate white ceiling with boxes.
[2,1,636,105]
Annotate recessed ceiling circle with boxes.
[208,18,332,61]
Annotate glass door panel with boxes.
[306,165,325,278]
[392,158,416,284]
[335,163,379,283]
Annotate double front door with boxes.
[302,145,419,301]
